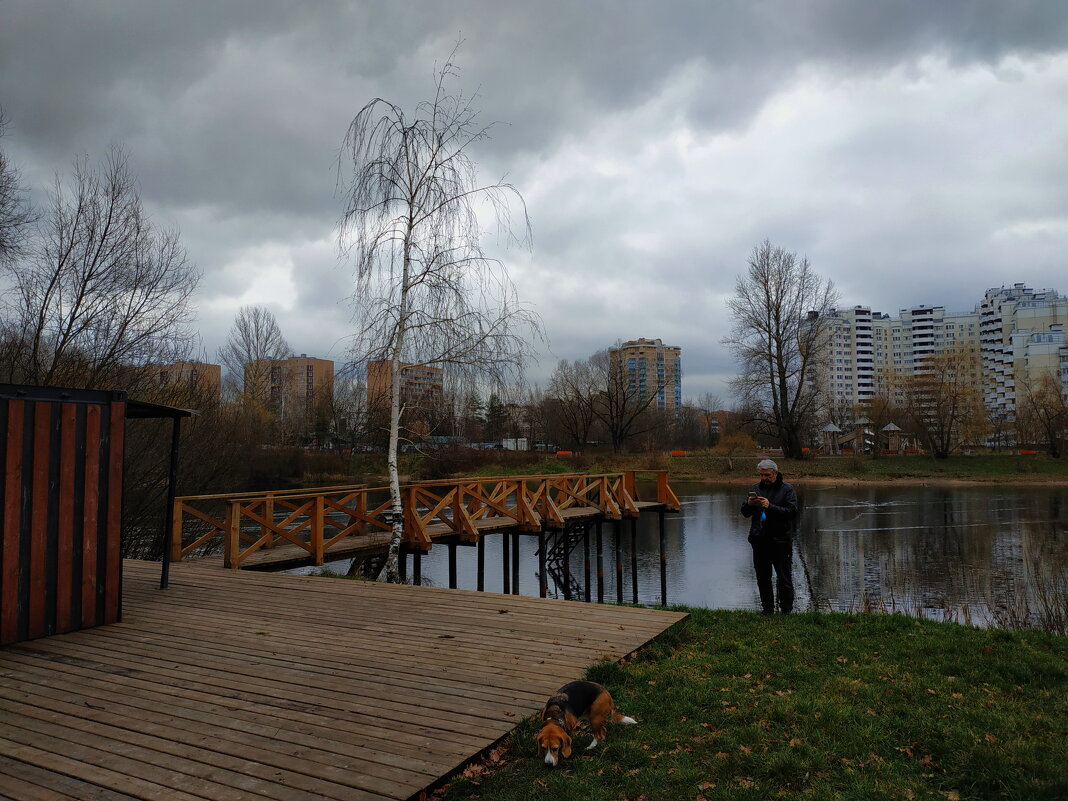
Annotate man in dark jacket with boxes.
[741,458,798,614]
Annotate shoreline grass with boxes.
[435,609,1067,801]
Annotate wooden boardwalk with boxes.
[0,559,687,800]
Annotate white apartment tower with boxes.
[821,305,982,414]
[979,285,1068,418]
[818,284,1067,422]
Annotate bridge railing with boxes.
[171,470,679,568]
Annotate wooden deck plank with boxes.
[0,559,686,801]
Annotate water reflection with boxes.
[304,483,1068,625]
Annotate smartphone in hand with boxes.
[747,492,759,505]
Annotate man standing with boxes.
[741,458,798,614]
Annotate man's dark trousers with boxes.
[751,537,794,613]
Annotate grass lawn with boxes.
[437,609,1067,801]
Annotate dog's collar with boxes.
[547,715,567,729]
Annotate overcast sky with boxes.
[3,1,1067,400]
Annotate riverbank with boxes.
[332,451,1068,489]
[435,608,1067,801]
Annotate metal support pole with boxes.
[615,520,624,604]
[448,542,457,589]
[631,517,639,605]
[538,530,547,598]
[502,533,511,594]
[563,526,571,600]
[511,533,520,595]
[159,416,182,590]
[659,510,667,607]
[477,536,485,592]
[583,524,591,603]
[596,521,604,604]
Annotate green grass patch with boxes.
[439,609,1067,801]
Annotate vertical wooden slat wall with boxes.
[0,395,125,645]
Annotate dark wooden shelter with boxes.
[0,384,191,646]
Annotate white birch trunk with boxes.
[382,235,412,582]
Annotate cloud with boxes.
[3,0,1067,402]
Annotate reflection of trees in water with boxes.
[797,487,1068,622]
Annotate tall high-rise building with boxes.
[979,285,1068,417]
[610,338,682,414]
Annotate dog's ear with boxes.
[535,732,546,759]
[561,732,572,759]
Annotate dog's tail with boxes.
[612,704,637,725]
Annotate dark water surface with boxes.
[305,483,1068,622]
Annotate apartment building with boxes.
[244,354,334,414]
[979,285,1068,417]
[149,361,222,397]
[610,338,682,414]
[366,359,444,410]
[818,284,1066,421]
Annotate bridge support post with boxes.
[596,522,604,604]
[511,533,520,595]
[477,537,485,592]
[448,542,458,589]
[583,524,591,603]
[413,550,422,586]
[630,517,639,605]
[538,530,547,598]
[562,525,571,601]
[659,510,667,607]
[615,520,624,605]
[502,534,510,594]
[398,545,407,583]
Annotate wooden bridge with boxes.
[171,471,681,573]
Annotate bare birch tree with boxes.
[0,147,197,389]
[723,240,838,459]
[337,50,540,581]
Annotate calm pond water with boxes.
[306,482,1068,624]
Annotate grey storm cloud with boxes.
[2,0,1068,397]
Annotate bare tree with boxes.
[696,391,724,448]
[337,48,540,581]
[1017,370,1068,458]
[218,305,291,401]
[723,240,838,459]
[899,350,986,459]
[548,358,598,449]
[0,108,34,268]
[0,147,197,389]
[589,348,661,452]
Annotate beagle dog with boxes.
[535,680,636,767]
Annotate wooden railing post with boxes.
[224,500,241,569]
[312,494,325,565]
[624,470,637,501]
[657,470,681,511]
[263,494,275,549]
